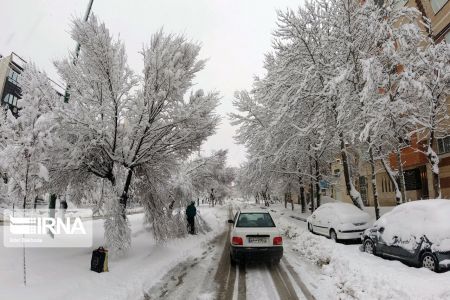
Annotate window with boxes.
[8,68,20,85]
[3,93,11,104]
[404,169,422,190]
[236,213,275,228]
[430,0,448,13]
[2,93,19,108]
[437,136,450,154]
[394,0,408,8]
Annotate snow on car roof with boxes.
[376,199,450,252]
[321,202,363,213]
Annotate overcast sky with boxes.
[0,0,302,167]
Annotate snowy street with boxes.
[2,200,450,299]
[145,206,315,300]
[1,0,450,299]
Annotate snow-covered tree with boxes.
[0,64,58,209]
[51,16,219,253]
[170,149,235,206]
[410,42,450,198]
[232,0,438,215]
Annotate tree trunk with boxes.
[368,144,380,220]
[284,193,287,208]
[428,132,441,198]
[395,146,406,204]
[381,158,401,205]
[309,159,315,212]
[23,155,30,210]
[340,134,363,209]
[315,156,321,208]
[299,176,306,213]
[290,193,294,211]
[211,189,215,207]
[119,168,133,218]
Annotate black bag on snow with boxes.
[90,247,108,273]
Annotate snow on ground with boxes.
[0,204,228,300]
[257,202,450,300]
[246,264,280,300]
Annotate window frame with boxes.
[8,68,20,84]
[430,0,448,14]
[437,136,450,154]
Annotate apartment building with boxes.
[330,0,449,206]
[0,52,26,115]
[407,0,450,42]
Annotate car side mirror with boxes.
[227,219,234,224]
[378,227,384,233]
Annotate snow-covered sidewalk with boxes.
[0,205,229,300]
[264,203,450,300]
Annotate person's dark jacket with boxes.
[186,203,197,219]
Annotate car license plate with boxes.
[248,237,268,244]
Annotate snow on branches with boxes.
[49,15,220,254]
[232,0,448,213]
[0,64,58,208]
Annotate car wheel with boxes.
[330,229,338,242]
[421,253,438,272]
[363,239,375,255]
[308,223,313,233]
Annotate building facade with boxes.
[330,0,449,206]
[0,52,26,115]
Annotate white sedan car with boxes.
[306,202,371,241]
[229,209,283,264]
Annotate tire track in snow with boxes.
[269,262,299,300]
[282,257,316,300]
[237,263,246,300]
[142,237,221,300]
[214,206,240,300]
[143,209,230,300]
[245,264,279,300]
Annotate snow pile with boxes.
[272,204,450,300]
[375,199,450,252]
[291,231,450,299]
[321,195,340,204]
[0,205,229,300]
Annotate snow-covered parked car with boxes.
[228,209,283,264]
[362,200,450,272]
[307,202,371,241]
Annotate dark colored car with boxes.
[362,200,450,272]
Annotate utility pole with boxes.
[64,0,94,102]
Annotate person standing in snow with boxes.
[186,201,197,234]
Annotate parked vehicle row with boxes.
[305,200,450,272]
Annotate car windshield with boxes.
[236,213,275,228]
